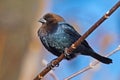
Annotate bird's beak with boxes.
[38,18,46,23]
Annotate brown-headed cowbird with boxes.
[38,13,112,64]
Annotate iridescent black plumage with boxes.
[38,13,112,64]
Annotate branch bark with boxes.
[34,1,120,80]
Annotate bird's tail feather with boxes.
[90,52,112,64]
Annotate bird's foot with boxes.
[47,58,59,69]
[64,48,70,58]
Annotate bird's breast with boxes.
[47,29,73,49]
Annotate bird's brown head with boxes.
[39,13,65,25]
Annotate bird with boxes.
[38,13,112,64]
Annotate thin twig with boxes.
[34,1,120,80]
[64,45,120,80]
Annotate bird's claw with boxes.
[47,58,59,69]
[64,48,70,57]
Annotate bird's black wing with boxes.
[61,23,80,39]
[60,22,92,49]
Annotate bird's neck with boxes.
[42,23,57,34]
[41,21,66,34]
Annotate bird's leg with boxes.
[47,58,59,69]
